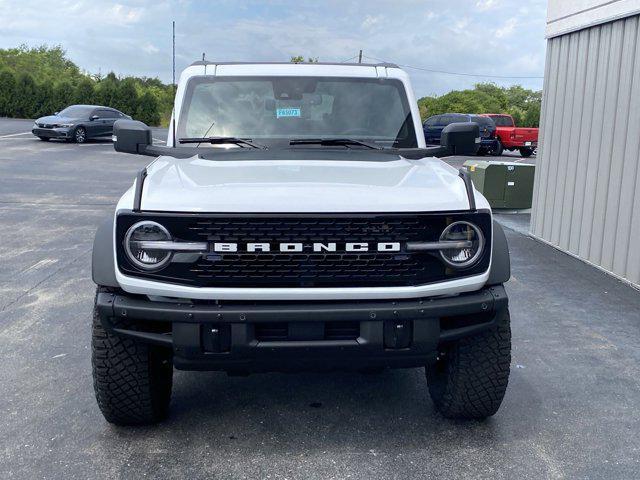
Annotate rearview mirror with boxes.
[440,122,480,156]
[113,119,152,154]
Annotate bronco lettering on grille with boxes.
[212,242,401,253]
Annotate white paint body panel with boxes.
[133,156,480,213]
[114,63,492,300]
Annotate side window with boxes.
[441,114,461,125]
[102,110,118,118]
[423,116,438,127]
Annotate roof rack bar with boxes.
[189,60,400,68]
[133,168,148,212]
[458,168,476,211]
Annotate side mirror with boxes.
[90,115,100,121]
[113,119,152,154]
[54,111,59,115]
[440,122,480,156]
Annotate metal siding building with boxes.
[532,0,640,287]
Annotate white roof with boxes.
[178,62,409,82]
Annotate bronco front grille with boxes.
[116,212,492,288]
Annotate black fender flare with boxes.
[487,220,511,285]
[92,216,119,288]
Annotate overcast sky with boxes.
[0,0,548,97]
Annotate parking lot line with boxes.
[0,131,32,138]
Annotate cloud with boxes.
[108,4,143,25]
[495,17,518,38]
[361,15,381,30]
[0,0,546,97]
[476,0,499,11]
[142,43,160,54]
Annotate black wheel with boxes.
[476,148,486,156]
[426,308,511,419]
[519,147,533,158]
[92,287,173,425]
[492,140,504,156]
[38,136,50,141]
[74,126,87,144]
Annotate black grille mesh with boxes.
[116,213,492,288]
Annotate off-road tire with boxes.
[74,126,86,143]
[92,287,173,425]
[38,136,50,141]
[493,140,504,156]
[519,147,533,158]
[426,308,511,419]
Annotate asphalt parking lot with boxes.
[1,117,639,480]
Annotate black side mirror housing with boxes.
[441,122,480,156]
[113,119,152,154]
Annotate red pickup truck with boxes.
[480,114,538,158]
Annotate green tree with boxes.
[523,102,541,128]
[418,82,542,127]
[0,45,82,86]
[0,70,16,116]
[74,78,95,104]
[136,91,160,126]
[290,55,318,63]
[114,78,138,116]
[95,73,119,107]
[34,82,55,117]
[53,81,74,110]
[14,73,38,118]
[0,45,187,125]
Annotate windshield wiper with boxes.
[179,136,266,149]
[289,138,383,150]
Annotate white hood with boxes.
[127,155,485,213]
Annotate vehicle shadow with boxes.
[116,366,544,452]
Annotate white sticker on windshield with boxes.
[276,108,301,118]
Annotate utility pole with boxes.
[358,49,362,63]
[172,21,176,148]
[172,21,176,87]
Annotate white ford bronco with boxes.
[91,61,511,425]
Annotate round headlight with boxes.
[124,221,172,270]
[439,221,485,268]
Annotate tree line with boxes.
[288,54,542,128]
[0,45,174,126]
[1,46,542,128]
[418,83,541,127]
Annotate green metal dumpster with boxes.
[463,160,535,209]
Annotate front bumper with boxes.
[95,285,508,373]
[32,127,71,138]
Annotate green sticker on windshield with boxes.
[276,108,301,118]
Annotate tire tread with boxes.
[427,309,511,419]
[92,287,172,425]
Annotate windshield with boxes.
[58,106,93,118]
[177,76,417,148]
